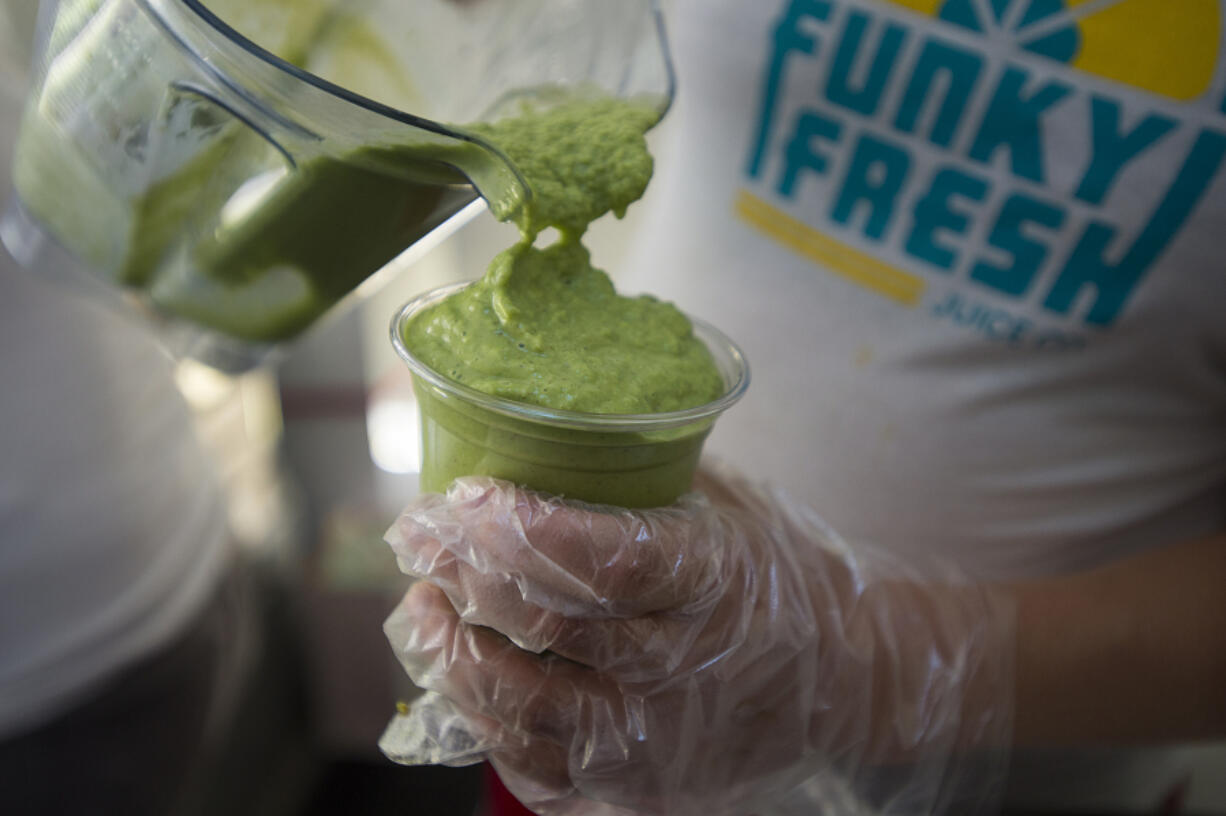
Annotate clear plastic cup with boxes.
[390,283,750,508]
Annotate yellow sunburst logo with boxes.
[880,0,1220,101]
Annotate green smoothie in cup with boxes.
[395,97,748,507]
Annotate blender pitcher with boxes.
[0,0,674,371]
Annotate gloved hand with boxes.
[379,466,1014,815]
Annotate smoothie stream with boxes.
[404,97,724,416]
[398,97,738,507]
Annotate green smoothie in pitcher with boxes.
[395,97,747,507]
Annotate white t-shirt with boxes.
[618,0,1226,808]
[0,59,228,739]
[625,0,1226,579]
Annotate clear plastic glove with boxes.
[380,466,1014,815]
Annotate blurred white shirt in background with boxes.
[0,4,228,739]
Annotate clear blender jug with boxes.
[1,0,674,371]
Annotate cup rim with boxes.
[390,282,750,432]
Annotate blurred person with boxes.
[0,19,255,816]
[382,1,1226,814]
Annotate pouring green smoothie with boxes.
[8,0,676,368]
[405,97,724,415]
[395,96,746,507]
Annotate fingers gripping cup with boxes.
[391,283,749,509]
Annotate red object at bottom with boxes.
[481,762,536,816]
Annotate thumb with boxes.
[379,690,508,768]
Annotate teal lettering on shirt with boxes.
[971,193,1067,297]
[1044,128,1226,324]
[746,0,833,179]
[968,66,1072,184]
[894,39,984,148]
[744,0,1226,333]
[906,167,989,270]
[1075,98,1177,205]
[778,110,843,198]
[830,132,911,240]
[824,11,907,117]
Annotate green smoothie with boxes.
[406,97,723,415]
[397,97,743,507]
[397,283,745,508]
[11,0,494,344]
[143,147,478,342]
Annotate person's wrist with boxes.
[806,567,1016,765]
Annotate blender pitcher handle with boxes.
[167,81,301,169]
[116,78,308,289]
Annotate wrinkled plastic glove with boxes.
[380,466,1014,815]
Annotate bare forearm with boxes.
[1009,532,1226,747]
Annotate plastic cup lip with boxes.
[390,282,750,433]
